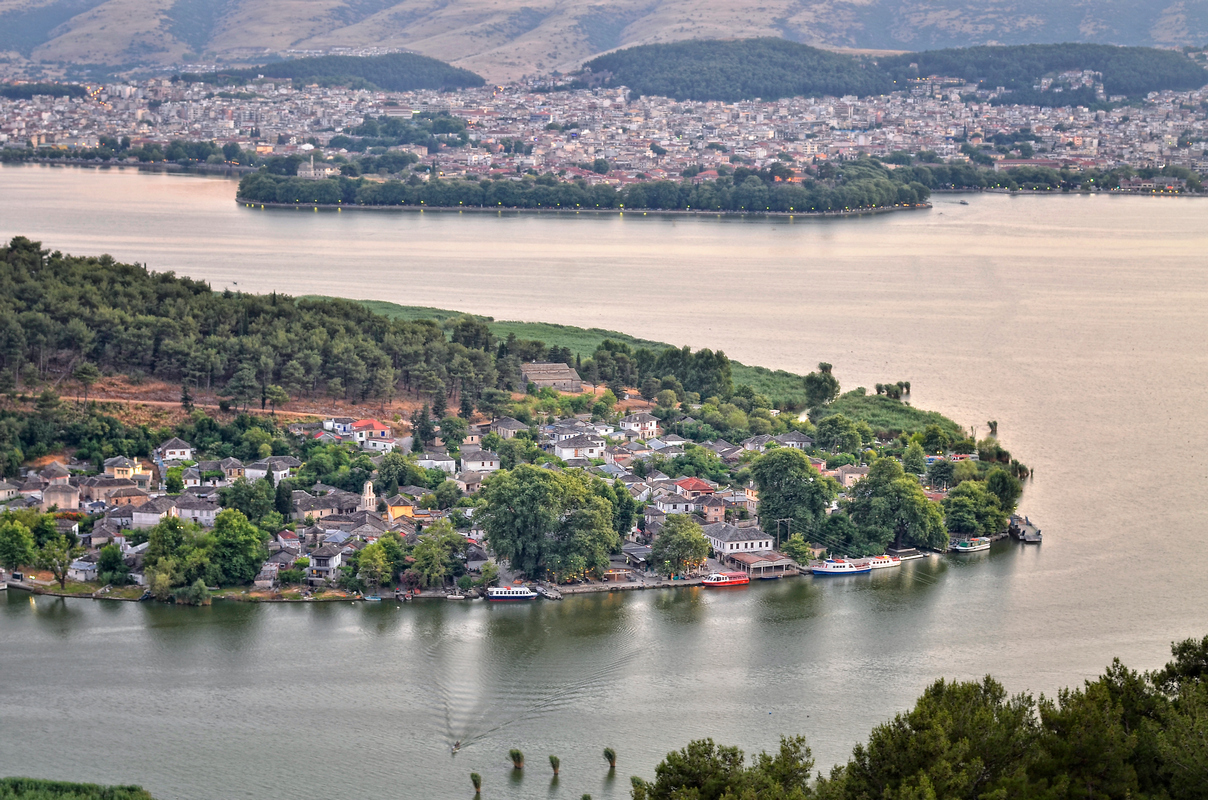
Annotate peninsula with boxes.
[0,237,1028,604]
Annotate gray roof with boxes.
[702,522,771,543]
[173,495,219,511]
[556,434,604,448]
[135,496,178,514]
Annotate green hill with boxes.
[878,43,1207,99]
[196,52,485,92]
[582,38,892,102]
[0,83,87,100]
[579,39,1205,103]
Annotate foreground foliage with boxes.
[632,634,1208,799]
[0,778,155,800]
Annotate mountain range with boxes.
[3,0,1208,81]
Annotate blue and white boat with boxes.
[811,558,872,575]
[487,586,538,602]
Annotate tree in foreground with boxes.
[651,515,710,577]
[510,749,524,769]
[604,747,617,769]
[72,361,101,405]
[39,534,84,589]
[631,736,813,800]
[470,773,481,794]
[477,464,619,582]
[751,447,837,538]
[549,755,560,775]
[846,458,947,552]
[0,777,157,800]
[0,519,36,572]
[802,362,839,409]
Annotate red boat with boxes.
[702,572,750,588]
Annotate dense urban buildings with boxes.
[4,74,1207,183]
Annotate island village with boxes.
[0,357,1034,603]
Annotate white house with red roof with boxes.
[351,419,395,451]
[673,477,715,499]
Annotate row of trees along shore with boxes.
[236,160,930,213]
[6,634,1208,800]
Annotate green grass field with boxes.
[316,298,962,432]
[820,392,965,438]
[337,299,810,403]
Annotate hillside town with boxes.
[3,72,1208,184]
[0,359,1017,600]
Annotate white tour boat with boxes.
[811,559,872,576]
[487,586,538,602]
[867,555,901,569]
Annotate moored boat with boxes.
[950,537,992,553]
[702,572,750,587]
[867,555,901,570]
[487,586,538,602]
[811,559,872,575]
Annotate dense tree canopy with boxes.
[650,515,710,577]
[190,53,485,92]
[751,448,838,540]
[238,158,931,214]
[583,38,893,102]
[880,43,1208,99]
[476,464,620,581]
[633,634,1208,800]
[846,458,948,552]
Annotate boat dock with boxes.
[1010,515,1043,544]
[534,584,563,600]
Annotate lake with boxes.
[1,163,1207,799]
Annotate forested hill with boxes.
[582,39,892,102]
[580,39,1206,102]
[878,43,1208,98]
[191,53,485,92]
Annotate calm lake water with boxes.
[1,163,1207,799]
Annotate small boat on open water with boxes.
[811,559,872,575]
[702,572,750,587]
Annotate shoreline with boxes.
[234,197,933,219]
[4,574,762,604]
